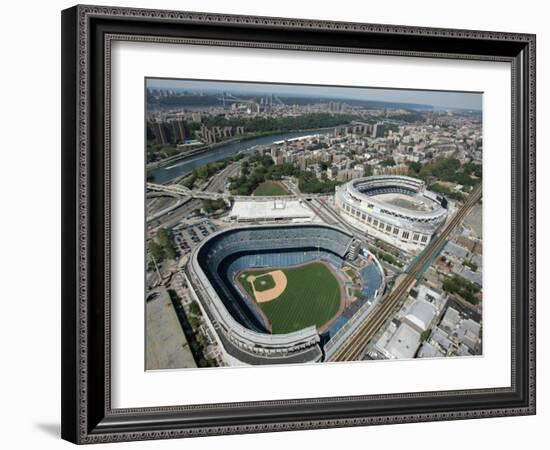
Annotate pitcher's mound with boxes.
[248,270,287,303]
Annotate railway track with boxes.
[329,184,482,362]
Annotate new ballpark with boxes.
[335,175,448,253]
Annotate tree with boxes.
[202,198,227,213]
[380,158,396,167]
[156,227,177,260]
[462,290,479,305]
[190,341,200,353]
[157,227,171,247]
[419,157,481,188]
[188,316,201,330]
[205,357,216,367]
[147,241,164,263]
[163,244,176,260]
[421,330,431,343]
[430,183,466,201]
[180,174,196,189]
[189,301,201,316]
[442,275,481,305]
[363,165,373,177]
[408,161,422,174]
[298,171,341,194]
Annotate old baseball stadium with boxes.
[335,175,448,254]
[184,224,385,365]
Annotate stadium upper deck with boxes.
[185,224,384,366]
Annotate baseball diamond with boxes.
[185,224,385,365]
[238,262,343,334]
[249,272,277,293]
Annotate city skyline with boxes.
[146,78,482,111]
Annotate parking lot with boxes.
[173,218,217,254]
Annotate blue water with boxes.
[148,128,333,183]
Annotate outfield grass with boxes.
[252,181,290,196]
[239,262,342,334]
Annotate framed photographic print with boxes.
[61,5,536,444]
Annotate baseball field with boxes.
[252,181,290,196]
[237,262,343,334]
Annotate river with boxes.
[147,128,333,183]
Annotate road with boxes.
[203,161,241,192]
[147,198,202,231]
[329,184,482,362]
[308,197,374,244]
[147,195,175,213]
[147,161,241,227]
[146,196,191,223]
[147,181,331,202]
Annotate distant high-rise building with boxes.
[326,166,338,180]
[336,169,363,182]
[333,125,348,137]
[328,101,343,113]
[222,126,233,138]
[148,119,190,145]
[270,148,284,165]
[372,123,386,138]
[171,119,188,143]
[199,125,219,144]
[148,121,169,145]
[297,154,307,170]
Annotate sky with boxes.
[146,78,482,110]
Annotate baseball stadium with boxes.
[335,175,448,253]
[184,224,385,365]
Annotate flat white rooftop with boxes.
[385,323,421,359]
[230,199,315,221]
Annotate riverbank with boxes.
[147,126,336,184]
[146,136,244,170]
[147,127,333,171]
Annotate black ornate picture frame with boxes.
[61,5,536,444]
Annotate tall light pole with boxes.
[149,250,162,284]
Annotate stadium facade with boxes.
[184,223,385,366]
[335,175,448,253]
